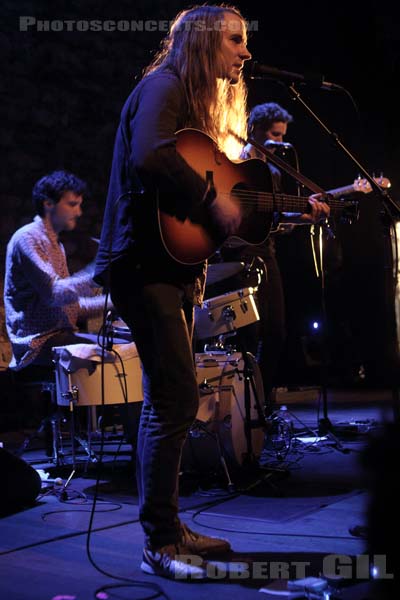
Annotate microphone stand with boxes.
[245,77,400,426]
[286,83,400,426]
[286,83,400,216]
[229,129,342,435]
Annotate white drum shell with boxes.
[194,287,259,340]
[53,342,143,406]
[185,352,265,469]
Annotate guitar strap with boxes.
[244,135,326,195]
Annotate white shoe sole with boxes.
[140,559,207,580]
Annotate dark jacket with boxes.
[94,69,207,288]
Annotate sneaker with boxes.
[141,544,208,580]
[180,522,231,555]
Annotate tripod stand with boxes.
[13,373,66,466]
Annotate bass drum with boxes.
[182,352,265,475]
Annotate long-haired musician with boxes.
[94,4,252,580]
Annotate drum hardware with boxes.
[187,412,236,491]
[240,346,268,466]
[203,332,238,354]
[63,372,99,469]
[53,342,143,407]
[52,342,143,467]
[195,287,259,340]
[207,341,268,456]
[242,257,264,287]
[61,384,79,402]
[199,380,217,395]
[13,375,69,467]
[183,351,267,488]
[191,285,267,486]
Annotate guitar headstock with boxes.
[353,175,391,194]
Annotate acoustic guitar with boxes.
[158,128,389,265]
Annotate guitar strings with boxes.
[216,190,352,212]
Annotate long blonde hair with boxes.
[144,4,248,159]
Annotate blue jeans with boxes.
[111,278,199,548]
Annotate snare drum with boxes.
[194,287,259,340]
[53,342,143,406]
[182,351,265,473]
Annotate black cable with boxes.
[0,516,141,556]
[182,476,364,543]
[111,346,129,404]
[94,583,168,600]
[41,503,123,519]
[187,511,364,542]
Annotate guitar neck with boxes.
[267,192,351,215]
[327,184,357,199]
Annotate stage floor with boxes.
[0,386,396,600]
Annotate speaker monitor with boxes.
[0,448,41,514]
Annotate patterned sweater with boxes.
[4,216,104,370]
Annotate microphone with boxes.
[264,140,293,149]
[248,62,342,91]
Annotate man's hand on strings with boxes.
[300,193,331,224]
[209,194,242,236]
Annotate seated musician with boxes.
[4,170,107,373]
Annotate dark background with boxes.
[1,0,399,386]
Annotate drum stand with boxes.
[200,333,269,490]
[14,376,66,467]
[190,419,236,493]
[226,333,291,494]
[61,375,98,469]
[237,342,268,466]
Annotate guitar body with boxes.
[157,128,370,265]
[158,128,273,264]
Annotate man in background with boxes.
[4,170,106,372]
[222,102,328,411]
